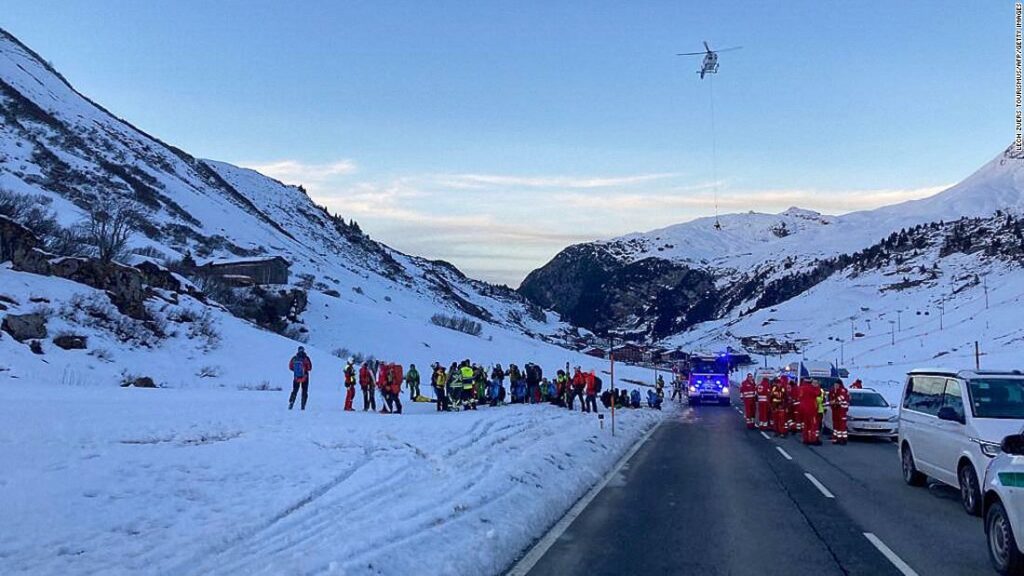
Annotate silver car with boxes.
[824,387,898,440]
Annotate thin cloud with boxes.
[557,184,951,214]
[241,159,358,186]
[432,172,679,190]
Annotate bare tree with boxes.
[82,197,144,263]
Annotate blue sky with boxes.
[1,1,1014,285]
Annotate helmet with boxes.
[347,357,354,364]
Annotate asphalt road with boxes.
[520,397,993,576]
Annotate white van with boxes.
[899,368,1024,516]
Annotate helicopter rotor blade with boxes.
[713,46,743,53]
[676,51,706,56]
[703,40,711,52]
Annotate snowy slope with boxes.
[607,149,1024,272]
[0,27,571,350]
[668,214,1024,403]
[0,27,675,576]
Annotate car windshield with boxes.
[967,378,1024,419]
[691,360,722,374]
[850,392,888,408]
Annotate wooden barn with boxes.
[200,256,290,285]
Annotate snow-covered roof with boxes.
[201,256,289,267]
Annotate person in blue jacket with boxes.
[630,389,642,408]
[647,389,663,410]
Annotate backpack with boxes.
[594,376,603,394]
[291,356,307,378]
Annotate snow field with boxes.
[0,382,664,575]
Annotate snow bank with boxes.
[0,383,663,575]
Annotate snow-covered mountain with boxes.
[520,145,1024,348]
[0,27,610,392]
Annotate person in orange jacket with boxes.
[343,358,356,411]
[583,371,599,413]
[386,364,403,415]
[756,377,772,431]
[799,378,823,445]
[850,379,863,389]
[739,373,757,429]
[829,380,851,445]
[288,346,312,410]
[376,363,392,413]
[359,362,376,412]
[569,367,585,411]
[770,379,788,437]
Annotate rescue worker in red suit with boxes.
[829,379,851,445]
[799,378,823,445]
[739,373,757,429]
[343,358,356,411]
[770,379,788,437]
[786,376,801,434]
[376,364,391,413]
[583,371,600,413]
[386,365,403,415]
[359,362,376,411]
[850,379,863,389]
[756,377,772,431]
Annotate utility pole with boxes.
[975,341,981,370]
[939,300,945,331]
[609,334,616,437]
[897,310,902,332]
[984,276,989,309]
[889,320,895,346]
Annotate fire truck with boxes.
[687,354,731,406]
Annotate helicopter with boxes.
[677,41,742,79]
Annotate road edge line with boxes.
[863,532,920,576]
[760,431,771,440]
[804,472,836,498]
[505,417,664,576]
[776,446,793,460]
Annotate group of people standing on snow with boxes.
[738,373,857,445]
[286,346,658,415]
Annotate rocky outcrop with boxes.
[53,333,87,350]
[0,215,50,273]
[519,243,718,338]
[2,312,47,341]
[121,375,157,388]
[223,286,308,334]
[49,257,148,319]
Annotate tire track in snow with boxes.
[167,458,371,576]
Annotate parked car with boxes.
[899,368,1024,516]
[823,387,898,440]
[783,360,843,391]
[983,433,1024,575]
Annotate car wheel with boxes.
[719,398,730,406]
[959,463,982,516]
[690,397,701,406]
[987,500,1024,575]
[901,444,926,486]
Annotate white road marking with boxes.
[760,431,771,440]
[864,532,920,576]
[506,419,663,576]
[804,472,835,498]
[776,446,793,461]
